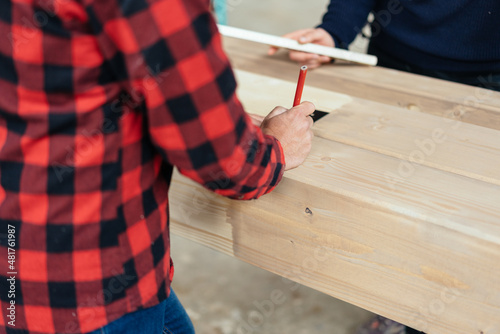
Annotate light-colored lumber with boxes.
[170,136,500,334]
[236,70,500,187]
[223,37,500,131]
[169,38,500,334]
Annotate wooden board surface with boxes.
[169,37,500,334]
[224,37,500,131]
[236,70,500,187]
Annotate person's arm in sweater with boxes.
[269,0,375,69]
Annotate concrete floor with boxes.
[171,1,375,333]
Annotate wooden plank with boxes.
[223,37,500,130]
[169,38,500,334]
[233,69,353,115]
[170,135,500,334]
[235,70,500,187]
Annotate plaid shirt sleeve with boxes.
[85,0,286,200]
[0,0,284,333]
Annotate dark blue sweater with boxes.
[318,0,500,73]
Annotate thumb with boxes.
[298,29,324,44]
[292,101,316,116]
[266,106,288,119]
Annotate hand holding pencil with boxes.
[259,65,314,170]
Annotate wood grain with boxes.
[170,38,500,334]
[236,70,500,187]
[224,37,500,131]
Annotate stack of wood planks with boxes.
[169,37,500,334]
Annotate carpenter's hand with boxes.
[268,28,335,69]
[262,102,315,170]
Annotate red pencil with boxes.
[293,65,308,107]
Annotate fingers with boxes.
[307,114,314,128]
[268,28,335,71]
[289,51,332,68]
[302,57,331,69]
[261,102,315,171]
[266,103,315,119]
[268,28,334,69]
[266,106,288,118]
[318,55,332,63]
[282,29,316,41]
[298,29,325,44]
[268,29,315,56]
[292,101,316,117]
[289,51,320,63]
[268,46,279,56]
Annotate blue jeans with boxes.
[87,290,195,334]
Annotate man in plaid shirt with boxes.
[0,0,314,332]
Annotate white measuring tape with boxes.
[217,24,378,66]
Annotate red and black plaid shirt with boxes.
[0,0,285,332]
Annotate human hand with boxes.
[268,28,335,69]
[262,102,315,170]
